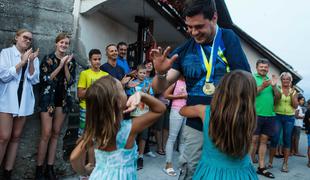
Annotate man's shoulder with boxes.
[221,28,237,39]
[171,38,195,55]
[100,63,109,68]
[221,28,240,45]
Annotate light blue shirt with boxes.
[0,46,40,116]
[116,56,130,74]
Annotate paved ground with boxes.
[64,132,309,180]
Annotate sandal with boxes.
[281,163,289,172]
[163,168,177,176]
[257,167,275,179]
[294,153,306,157]
[157,150,166,155]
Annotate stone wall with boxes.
[0,0,77,179]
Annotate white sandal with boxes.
[163,168,177,176]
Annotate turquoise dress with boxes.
[89,119,138,180]
[193,106,258,180]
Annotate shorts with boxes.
[78,108,86,137]
[254,116,276,137]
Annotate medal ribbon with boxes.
[197,26,229,83]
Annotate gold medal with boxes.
[203,82,215,95]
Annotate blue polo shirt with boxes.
[117,56,130,74]
[100,63,125,81]
[171,28,251,131]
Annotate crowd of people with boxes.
[1,0,310,180]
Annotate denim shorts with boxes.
[270,114,295,148]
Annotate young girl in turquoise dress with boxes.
[180,70,258,180]
[70,75,166,179]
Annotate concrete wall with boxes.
[240,38,281,76]
[0,0,75,179]
[77,11,137,64]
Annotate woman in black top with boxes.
[36,33,76,180]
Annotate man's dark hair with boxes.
[183,0,217,20]
[89,49,101,59]
[117,42,127,49]
[256,58,270,67]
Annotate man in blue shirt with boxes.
[116,42,131,74]
[151,0,251,179]
[100,44,130,85]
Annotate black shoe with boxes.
[45,165,58,180]
[137,157,143,170]
[35,165,45,180]
[3,169,12,180]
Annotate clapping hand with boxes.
[271,74,278,87]
[65,54,74,65]
[28,48,40,62]
[150,46,178,75]
[21,48,33,65]
[262,79,271,88]
[121,75,132,86]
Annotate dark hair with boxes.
[298,95,305,102]
[209,70,257,158]
[55,32,70,44]
[144,61,155,77]
[88,49,101,59]
[256,58,269,67]
[117,42,127,49]
[183,0,217,20]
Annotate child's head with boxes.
[209,70,257,158]
[88,49,102,70]
[136,64,147,81]
[83,75,127,148]
[297,95,305,106]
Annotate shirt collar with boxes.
[254,73,270,79]
[12,45,21,57]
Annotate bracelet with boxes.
[156,72,167,79]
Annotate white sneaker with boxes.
[145,151,157,158]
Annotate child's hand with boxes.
[124,92,142,113]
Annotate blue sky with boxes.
[225,0,310,100]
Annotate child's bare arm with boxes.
[180,105,206,122]
[70,140,89,176]
[130,92,166,134]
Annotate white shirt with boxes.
[294,105,305,127]
[0,45,40,116]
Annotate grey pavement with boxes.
[63,133,310,180]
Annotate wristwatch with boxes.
[156,72,167,79]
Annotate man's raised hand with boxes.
[150,46,178,75]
